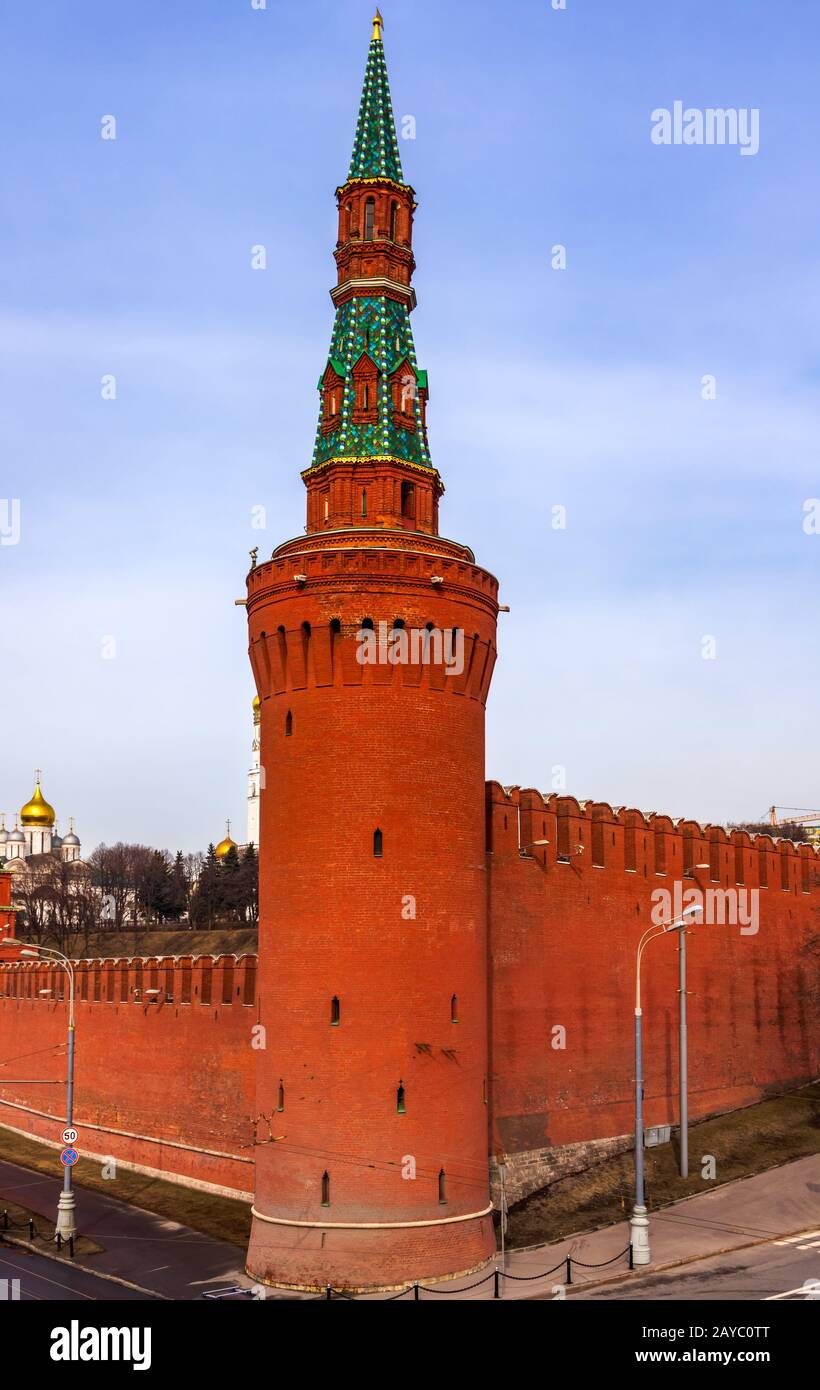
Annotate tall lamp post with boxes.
[678,864,710,1179]
[2,939,76,1240]
[630,904,701,1265]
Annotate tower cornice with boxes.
[302,453,441,484]
[329,277,416,310]
[336,176,416,205]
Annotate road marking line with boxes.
[0,1253,94,1300]
[796,1241,820,1251]
[765,1285,819,1301]
[773,1231,820,1246]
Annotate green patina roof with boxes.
[308,31,432,475]
[347,32,404,184]
[310,296,431,471]
[317,356,346,389]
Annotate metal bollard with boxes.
[494,1267,500,1298]
[325,1284,332,1301]
[69,1235,74,1259]
[628,1243,634,1270]
[413,1282,419,1301]
[28,1219,34,1241]
[565,1256,572,1286]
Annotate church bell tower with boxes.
[245,12,499,1291]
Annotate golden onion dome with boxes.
[253,694,261,724]
[215,821,238,860]
[20,775,56,827]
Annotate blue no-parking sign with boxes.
[60,1147,78,1166]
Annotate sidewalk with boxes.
[2,1151,817,1301]
[351,1152,820,1300]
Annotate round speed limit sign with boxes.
[61,1127,78,1145]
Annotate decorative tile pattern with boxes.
[348,37,404,184]
[311,296,430,470]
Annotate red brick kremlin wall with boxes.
[0,812,817,1210]
[0,955,257,1199]
[487,787,820,1202]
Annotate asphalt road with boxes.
[566,1231,820,1301]
[0,1157,250,1299]
[0,1244,151,1301]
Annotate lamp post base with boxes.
[55,1189,77,1241]
[629,1204,650,1265]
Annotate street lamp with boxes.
[630,903,702,1266]
[678,864,710,1178]
[2,939,76,1240]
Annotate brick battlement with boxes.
[486,783,819,893]
[0,950,257,1200]
[0,952,257,1006]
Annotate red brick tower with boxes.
[245,12,499,1291]
[0,868,20,961]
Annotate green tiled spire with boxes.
[307,15,434,479]
[347,12,404,184]
[310,296,432,472]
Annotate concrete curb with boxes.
[0,1233,169,1300]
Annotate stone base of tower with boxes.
[245,1210,496,1293]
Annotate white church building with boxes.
[0,772,82,867]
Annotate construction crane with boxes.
[768,806,820,826]
[767,807,820,847]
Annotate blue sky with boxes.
[1,0,818,852]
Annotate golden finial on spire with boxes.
[372,8,384,41]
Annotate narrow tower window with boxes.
[390,200,399,242]
[285,710,293,737]
[277,1081,285,1112]
[373,828,383,858]
[330,995,340,1026]
[451,994,458,1024]
[401,481,416,523]
[321,1171,330,1207]
[361,489,367,517]
[364,197,375,241]
[397,1081,406,1114]
[438,1169,447,1205]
